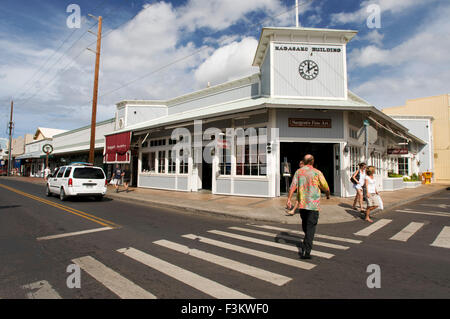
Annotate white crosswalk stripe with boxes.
[247,224,362,244]
[182,234,316,270]
[208,229,334,259]
[430,226,450,249]
[229,227,350,250]
[354,219,392,237]
[389,222,425,242]
[395,210,450,218]
[117,247,253,299]
[154,239,292,286]
[22,280,62,299]
[72,256,156,299]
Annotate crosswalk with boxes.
[18,223,361,299]
[354,218,450,249]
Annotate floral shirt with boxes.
[290,165,330,211]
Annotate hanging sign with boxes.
[387,148,408,155]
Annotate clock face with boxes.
[299,60,319,80]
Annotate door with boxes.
[50,167,66,192]
[202,147,212,191]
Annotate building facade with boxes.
[104,27,426,198]
[383,94,450,182]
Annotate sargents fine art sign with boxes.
[289,118,332,128]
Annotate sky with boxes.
[0,0,449,139]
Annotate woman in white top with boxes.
[364,166,379,223]
[351,163,367,212]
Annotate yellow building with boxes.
[383,94,450,182]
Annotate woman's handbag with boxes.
[375,194,384,210]
[350,172,360,185]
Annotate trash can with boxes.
[423,172,432,184]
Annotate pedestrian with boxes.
[122,165,131,193]
[43,167,51,181]
[112,164,122,193]
[286,160,305,216]
[351,163,367,212]
[286,154,330,260]
[364,166,380,223]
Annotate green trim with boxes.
[53,118,115,138]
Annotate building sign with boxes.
[288,118,332,128]
[388,148,408,155]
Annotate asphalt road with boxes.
[0,178,449,299]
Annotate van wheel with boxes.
[45,185,51,197]
[60,188,67,201]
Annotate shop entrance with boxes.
[201,147,213,191]
[280,142,335,195]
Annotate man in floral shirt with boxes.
[286,154,330,259]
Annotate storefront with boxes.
[103,26,426,198]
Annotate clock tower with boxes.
[253,27,357,100]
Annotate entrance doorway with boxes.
[201,147,213,191]
[280,142,335,195]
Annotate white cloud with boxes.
[349,3,450,108]
[194,37,259,87]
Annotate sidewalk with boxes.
[5,176,448,225]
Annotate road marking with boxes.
[117,247,253,299]
[354,219,392,237]
[37,227,114,241]
[247,224,362,244]
[72,256,156,299]
[22,280,62,299]
[396,210,450,218]
[154,240,291,286]
[420,203,450,209]
[430,226,450,249]
[0,183,120,228]
[208,230,334,259]
[229,227,349,250]
[389,222,424,242]
[183,234,315,270]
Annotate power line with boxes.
[14,0,110,102]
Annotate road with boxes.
[0,178,449,300]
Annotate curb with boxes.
[107,193,294,224]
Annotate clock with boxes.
[299,60,319,80]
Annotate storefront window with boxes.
[398,157,409,176]
[235,128,267,177]
[219,135,231,176]
[179,150,188,174]
[158,151,166,174]
[349,146,361,174]
[168,150,176,174]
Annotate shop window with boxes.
[142,153,149,172]
[235,129,267,177]
[179,150,188,174]
[349,146,361,174]
[158,151,166,174]
[168,150,176,174]
[219,135,231,176]
[398,157,409,176]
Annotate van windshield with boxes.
[73,168,105,179]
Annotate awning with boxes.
[104,132,132,164]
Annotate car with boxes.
[45,163,107,201]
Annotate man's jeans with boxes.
[300,209,319,254]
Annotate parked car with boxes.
[45,163,107,201]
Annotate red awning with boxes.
[104,132,132,164]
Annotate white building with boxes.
[103,27,427,198]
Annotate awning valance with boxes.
[104,132,132,164]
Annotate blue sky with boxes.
[1,0,449,139]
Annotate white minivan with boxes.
[46,163,107,201]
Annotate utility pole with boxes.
[7,101,14,177]
[88,15,103,165]
[295,0,300,27]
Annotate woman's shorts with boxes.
[366,195,379,207]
